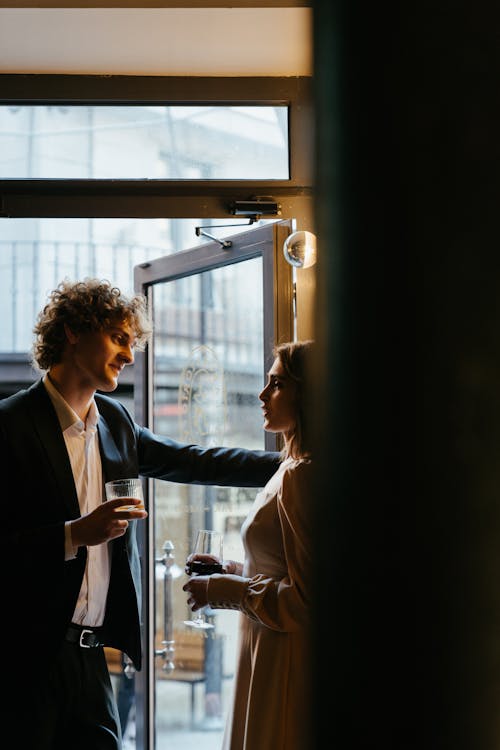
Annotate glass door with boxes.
[131,220,293,750]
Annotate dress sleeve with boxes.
[206,460,314,632]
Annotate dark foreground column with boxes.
[312,2,500,748]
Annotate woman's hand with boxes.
[222,559,243,575]
[184,552,220,576]
[182,557,244,609]
[183,576,209,611]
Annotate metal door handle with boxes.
[155,539,175,674]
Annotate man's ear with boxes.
[63,323,79,344]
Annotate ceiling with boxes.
[0,6,313,77]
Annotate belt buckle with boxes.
[79,628,94,648]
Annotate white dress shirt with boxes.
[43,374,111,627]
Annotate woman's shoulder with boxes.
[277,458,314,531]
[280,456,314,489]
[283,456,313,475]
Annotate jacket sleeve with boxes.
[97,394,280,489]
[206,461,314,632]
[137,424,281,489]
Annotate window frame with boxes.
[0,74,313,221]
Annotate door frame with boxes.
[133,219,293,749]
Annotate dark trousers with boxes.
[117,655,135,735]
[21,640,122,750]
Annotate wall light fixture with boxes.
[283,230,317,268]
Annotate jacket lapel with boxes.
[27,381,131,519]
[98,413,126,483]
[98,413,132,558]
[27,379,80,519]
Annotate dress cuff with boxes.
[206,573,249,610]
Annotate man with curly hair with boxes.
[0,278,279,749]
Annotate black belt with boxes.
[65,624,105,649]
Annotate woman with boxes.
[183,340,314,750]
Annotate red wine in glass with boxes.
[187,560,223,575]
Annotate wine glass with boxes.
[184,529,223,630]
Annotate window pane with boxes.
[0,105,289,179]
[151,259,265,742]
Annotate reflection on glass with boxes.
[0,105,288,179]
[152,257,264,740]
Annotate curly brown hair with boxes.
[31,278,153,371]
[274,339,314,460]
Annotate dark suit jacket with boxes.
[0,379,279,675]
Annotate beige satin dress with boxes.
[207,457,314,750]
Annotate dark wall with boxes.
[313,2,500,747]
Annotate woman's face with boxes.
[258,355,298,438]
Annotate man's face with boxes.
[68,319,136,392]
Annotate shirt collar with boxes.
[42,373,100,433]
